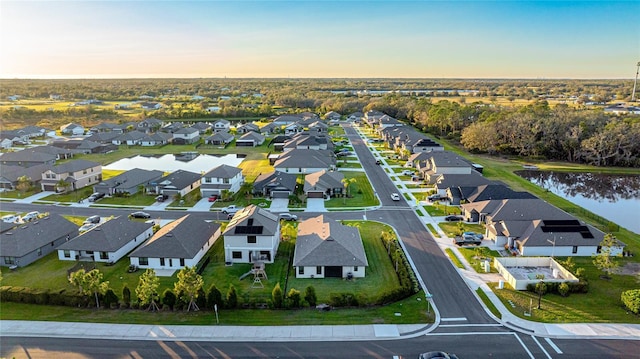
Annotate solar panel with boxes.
[234,226,263,235]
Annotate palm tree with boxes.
[55,179,71,193]
[341,177,357,205]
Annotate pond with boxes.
[104,154,245,173]
[517,171,640,234]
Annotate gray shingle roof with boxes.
[0,163,51,183]
[293,215,368,267]
[253,171,297,193]
[203,164,242,179]
[58,216,153,252]
[155,170,201,190]
[130,215,221,258]
[304,170,344,192]
[0,214,78,257]
[49,160,100,174]
[223,205,279,236]
[0,150,57,163]
[97,168,163,190]
[274,149,336,169]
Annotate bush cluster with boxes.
[621,289,640,315]
[525,280,589,296]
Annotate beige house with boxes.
[41,160,102,192]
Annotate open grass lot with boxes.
[98,192,156,206]
[0,188,40,199]
[237,152,273,182]
[41,187,94,202]
[0,220,423,324]
[423,203,462,216]
[325,171,379,208]
[489,257,640,323]
[457,247,500,273]
[438,222,484,237]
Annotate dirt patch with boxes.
[617,262,640,276]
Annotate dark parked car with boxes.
[88,192,105,202]
[155,194,168,202]
[129,211,151,219]
[84,215,101,224]
[453,234,482,246]
[375,160,381,165]
[419,352,458,359]
[279,213,298,221]
[444,215,463,222]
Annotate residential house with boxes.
[112,131,147,146]
[204,131,234,146]
[223,205,280,264]
[136,118,163,133]
[273,149,336,174]
[0,164,50,190]
[347,112,363,122]
[284,123,304,136]
[259,122,279,134]
[150,170,201,198]
[29,145,75,160]
[93,168,163,196]
[212,119,231,132]
[308,121,329,133]
[236,123,260,134]
[190,122,212,134]
[273,115,303,125]
[236,131,265,147]
[1,214,79,268]
[86,132,121,144]
[140,132,173,147]
[17,125,52,138]
[172,127,200,144]
[201,164,244,197]
[304,170,345,199]
[52,139,117,154]
[448,183,537,206]
[323,111,341,121]
[41,160,102,192]
[426,172,493,199]
[129,215,221,272]
[0,138,13,149]
[90,122,118,133]
[293,215,368,278]
[252,171,297,198]
[57,216,154,263]
[270,135,291,151]
[111,122,137,134]
[140,102,161,110]
[283,132,332,151]
[0,150,57,168]
[60,123,85,136]
[161,122,184,133]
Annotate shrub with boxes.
[196,288,207,310]
[304,286,317,307]
[569,281,589,294]
[226,285,238,309]
[287,288,301,308]
[329,293,358,307]
[162,289,176,310]
[103,289,119,309]
[122,285,131,308]
[206,284,223,310]
[558,283,570,297]
[621,289,640,314]
[272,282,283,309]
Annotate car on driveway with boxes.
[454,234,482,246]
[401,170,414,176]
[129,211,151,219]
[21,211,40,222]
[391,193,401,201]
[221,205,243,215]
[1,214,20,224]
[208,195,218,202]
[444,215,463,222]
[79,223,96,232]
[279,213,298,221]
[428,194,447,201]
[88,192,105,202]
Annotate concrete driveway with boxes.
[269,198,289,212]
[305,198,326,212]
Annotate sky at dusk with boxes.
[1,1,638,79]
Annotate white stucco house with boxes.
[223,205,280,264]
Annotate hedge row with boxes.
[525,280,589,296]
[1,286,91,307]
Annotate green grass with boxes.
[423,204,462,216]
[425,223,440,238]
[98,192,156,206]
[489,257,640,323]
[325,171,379,208]
[445,248,464,269]
[41,187,94,203]
[237,152,273,182]
[438,222,484,237]
[458,247,500,273]
[336,162,363,169]
[167,190,202,208]
[0,188,41,199]
[62,215,87,226]
[476,288,502,319]
[102,169,125,180]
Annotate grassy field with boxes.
[325,171,379,208]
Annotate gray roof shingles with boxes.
[58,216,153,252]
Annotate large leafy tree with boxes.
[136,268,160,311]
[15,175,32,194]
[69,269,109,308]
[174,266,204,312]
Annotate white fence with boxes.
[493,257,579,290]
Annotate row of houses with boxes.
[1,207,369,280]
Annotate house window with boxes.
[298,267,304,275]
[353,266,358,272]
[248,236,257,244]
[160,258,165,266]
[100,252,108,260]
[83,169,87,174]
[232,251,242,259]
[316,266,322,275]
[37,248,42,256]
[223,178,229,184]
[572,246,578,254]
[204,178,211,183]
[597,246,602,254]
[68,172,73,176]
[139,257,149,265]
[180,258,185,266]
[4,257,15,265]
[63,250,71,258]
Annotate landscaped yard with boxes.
[98,192,156,206]
[167,190,202,208]
[457,247,500,273]
[438,222,484,238]
[423,203,462,216]
[325,171,378,208]
[41,187,94,203]
[489,257,640,323]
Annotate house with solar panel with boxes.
[222,205,280,264]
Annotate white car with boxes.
[402,170,414,176]
[391,193,401,201]
[1,214,20,224]
[21,211,40,222]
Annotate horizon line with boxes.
[0,76,634,81]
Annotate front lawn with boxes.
[457,247,500,273]
[325,171,378,208]
[167,190,202,208]
[423,203,462,216]
[0,188,41,199]
[438,222,485,237]
[98,192,156,206]
[41,187,94,203]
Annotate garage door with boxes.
[307,191,324,199]
[271,191,290,199]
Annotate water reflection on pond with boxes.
[517,171,640,234]
[104,154,245,173]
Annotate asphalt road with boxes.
[2,335,639,358]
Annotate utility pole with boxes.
[632,61,640,102]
